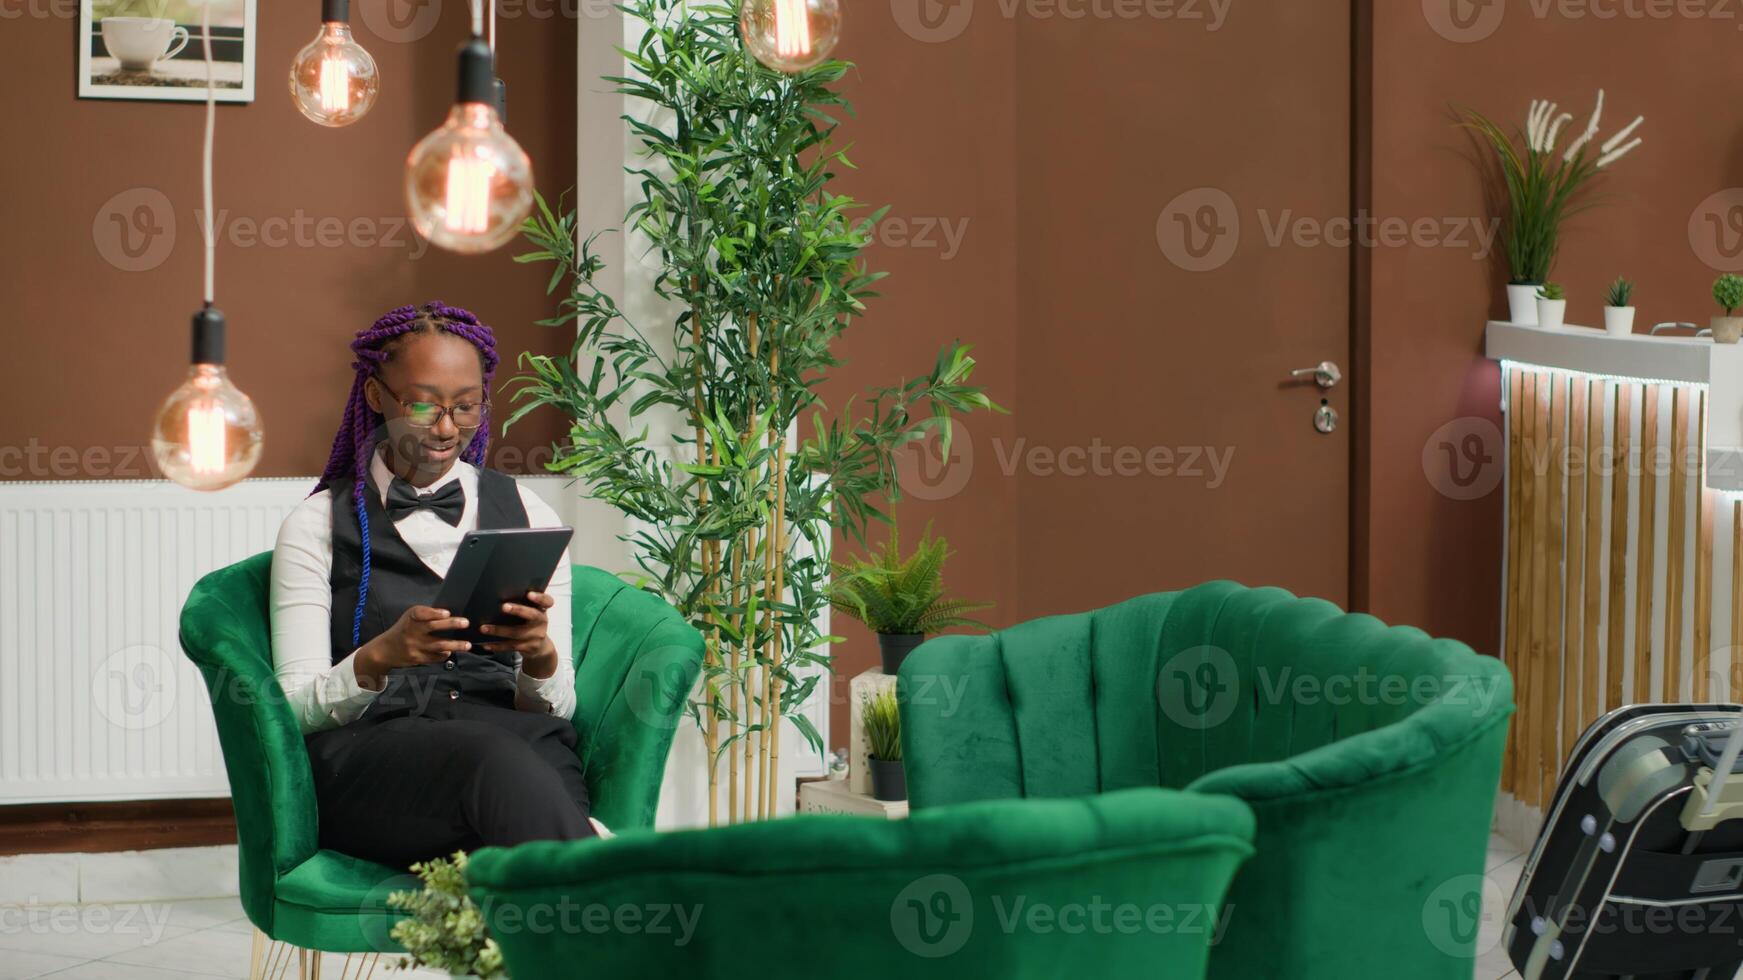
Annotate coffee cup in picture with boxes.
[100,17,191,72]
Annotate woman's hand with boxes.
[479,591,559,679]
[353,605,471,691]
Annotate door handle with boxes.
[1290,361,1342,389]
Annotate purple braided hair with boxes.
[314,301,500,651]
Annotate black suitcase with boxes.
[1506,703,1743,979]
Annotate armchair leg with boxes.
[247,929,380,980]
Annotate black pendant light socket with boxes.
[322,0,349,23]
[457,36,494,105]
[192,305,226,366]
[492,77,508,124]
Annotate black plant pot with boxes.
[878,632,925,675]
[869,757,907,802]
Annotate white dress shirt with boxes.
[270,446,576,734]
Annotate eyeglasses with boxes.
[373,380,485,429]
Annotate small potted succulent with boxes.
[861,687,906,802]
[829,523,991,675]
[1536,281,1568,329]
[1604,277,1635,336]
[1715,274,1743,344]
[386,851,505,979]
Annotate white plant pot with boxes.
[1536,297,1567,330]
[1507,283,1542,325]
[1603,306,1636,337]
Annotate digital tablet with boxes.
[430,527,574,645]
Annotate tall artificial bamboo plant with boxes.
[505,0,1000,825]
[1457,90,1644,285]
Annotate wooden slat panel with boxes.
[1606,384,1633,713]
[1515,370,1541,795]
[1633,384,1661,705]
[1581,379,1605,732]
[1502,367,1524,796]
[1734,500,1743,702]
[1539,375,1567,798]
[1664,388,1689,702]
[1562,378,1588,762]
[1695,391,1714,702]
[1527,372,1554,807]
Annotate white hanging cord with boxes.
[200,0,215,305]
[488,0,497,55]
[469,0,484,37]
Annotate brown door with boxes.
[1011,2,1354,614]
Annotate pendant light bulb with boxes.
[740,0,841,73]
[405,36,533,255]
[290,0,379,127]
[152,307,264,492]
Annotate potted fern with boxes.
[828,524,991,675]
[861,687,905,802]
[1536,281,1567,329]
[1715,274,1743,344]
[1604,277,1635,336]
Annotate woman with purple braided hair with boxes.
[267,301,603,870]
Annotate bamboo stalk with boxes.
[690,292,720,827]
[1581,380,1604,731]
[1695,391,1715,702]
[766,438,789,817]
[1634,385,1661,704]
[1502,367,1524,796]
[1562,378,1587,765]
[727,533,744,824]
[757,345,784,820]
[1606,384,1633,712]
[1665,388,1689,701]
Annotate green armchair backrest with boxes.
[177,551,704,944]
[897,580,1514,980]
[466,787,1256,980]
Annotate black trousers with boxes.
[305,697,595,870]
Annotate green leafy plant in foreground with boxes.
[386,852,504,979]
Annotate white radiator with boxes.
[0,478,311,804]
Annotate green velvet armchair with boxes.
[177,551,704,968]
[897,581,1514,980]
[467,787,1256,979]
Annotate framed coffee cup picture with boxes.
[79,0,257,103]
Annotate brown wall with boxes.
[0,3,576,482]
[1362,4,1741,651]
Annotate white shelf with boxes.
[1484,320,1712,386]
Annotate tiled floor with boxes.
[2,837,1533,979]
[0,894,450,980]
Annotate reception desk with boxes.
[1488,321,1743,841]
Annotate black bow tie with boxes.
[384,478,465,527]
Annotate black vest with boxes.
[326,464,531,719]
